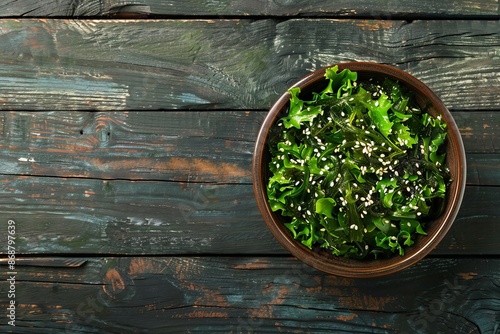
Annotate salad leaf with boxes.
[266,66,450,259]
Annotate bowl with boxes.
[252,62,466,278]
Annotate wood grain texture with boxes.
[0,111,498,183]
[0,256,498,333]
[0,174,497,255]
[0,111,257,182]
[0,0,498,17]
[0,19,498,110]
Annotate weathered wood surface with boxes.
[0,19,499,110]
[0,0,498,17]
[0,111,498,181]
[0,256,498,333]
[0,176,497,255]
[0,4,498,333]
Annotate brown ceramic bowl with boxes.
[253,62,466,278]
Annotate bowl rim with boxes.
[252,62,467,278]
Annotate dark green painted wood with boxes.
[0,256,498,333]
[0,174,497,255]
[0,19,498,110]
[0,7,497,333]
[0,111,498,183]
[0,110,257,183]
[0,0,498,17]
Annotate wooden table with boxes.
[0,2,499,333]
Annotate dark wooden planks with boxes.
[0,111,498,183]
[0,256,498,333]
[0,111,258,183]
[0,173,497,255]
[0,0,498,18]
[0,176,280,255]
[0,19,498,110]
